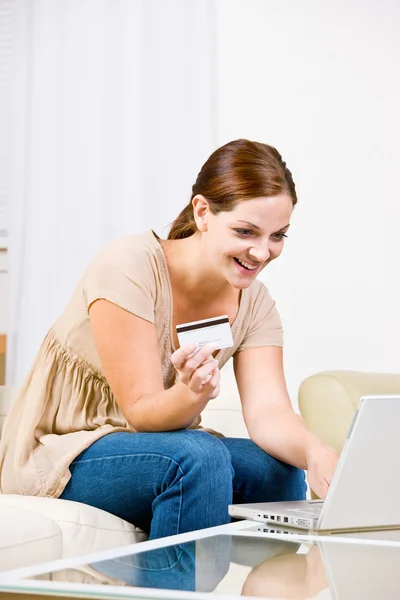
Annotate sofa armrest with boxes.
[298,370,400,455]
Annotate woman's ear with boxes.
[192,195,209,232]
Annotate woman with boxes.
[0,139,338,539]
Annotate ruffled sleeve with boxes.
[83,235,156,323]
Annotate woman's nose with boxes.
[249,243,270,263]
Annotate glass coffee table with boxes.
[1,519,400,600]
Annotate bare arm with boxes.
[234,346,338,497]
[89,300,218,432]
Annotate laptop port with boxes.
[276,516,282,522]
[263,514,269,519]
[297,519,309,527]
[270,516,275,520]
[283,517,289,523]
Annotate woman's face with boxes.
[197,194,293,289]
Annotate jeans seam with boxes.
[155,460,184,537]
[71,452,186,478]
[175,477,183,535]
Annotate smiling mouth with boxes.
[233,257,260,271]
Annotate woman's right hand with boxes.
[171,343,221,402]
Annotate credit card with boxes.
[176,315,234,351]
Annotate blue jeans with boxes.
[60,430,306,539]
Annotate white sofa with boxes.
[0,365,248,572]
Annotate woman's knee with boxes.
[172,430,234,484]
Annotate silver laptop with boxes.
[229,395,400,533]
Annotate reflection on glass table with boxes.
[247,522,400,543]
[22,532,400,599]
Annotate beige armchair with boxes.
[299,370,400,496]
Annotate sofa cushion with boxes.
[0,504,62,572]
[0,494,147,558]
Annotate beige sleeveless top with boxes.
[0,231,283,498]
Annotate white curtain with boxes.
[7,0,217,384]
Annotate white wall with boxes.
[216,0,400,409]
[4,1,399,409]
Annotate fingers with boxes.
[190,359,219,392]
[171,342,220,400]
[206,366,221,390]
[207,371,221,399]
[316,478,330,500]
[171,343,198,369]
[171,343,218,372]
[199,363,220,385]
[307,469,331,500]
[306,444,339,501]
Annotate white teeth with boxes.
[237,258,258,270]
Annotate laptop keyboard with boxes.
[286,502,323,517]
[303,504,323,515]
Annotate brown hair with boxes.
[168,139,297,240]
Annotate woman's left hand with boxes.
[305,442,339,499]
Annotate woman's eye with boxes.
[271,233,288,241]
[234,228,253,237]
